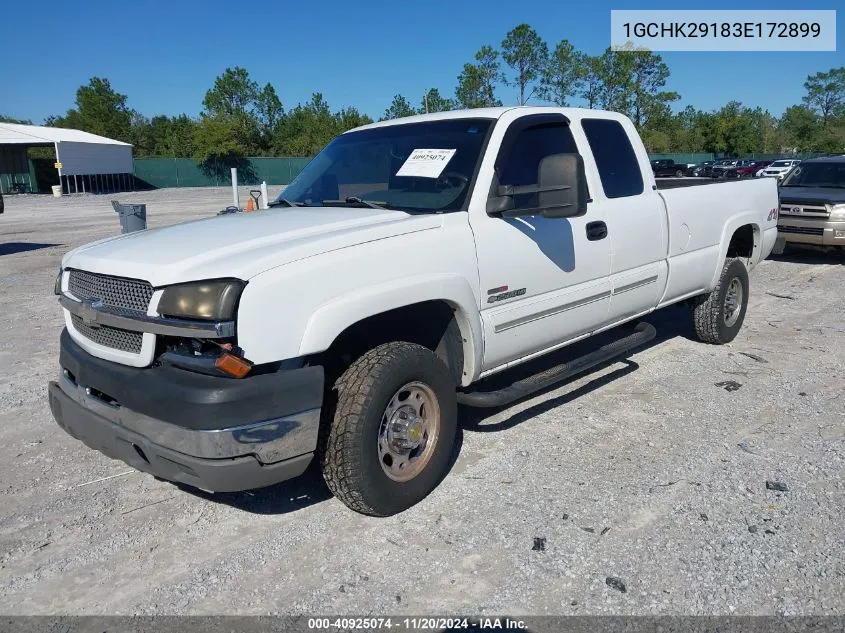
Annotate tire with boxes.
[319,341,458,516]
[692,258,750,344]
[675,169,684,178]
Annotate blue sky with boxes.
[2,0,842,123]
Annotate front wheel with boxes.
[691,258,750,344]
[319,342,458,516]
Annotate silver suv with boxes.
[777,157,845,248]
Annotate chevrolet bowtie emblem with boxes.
[80,299,104,328]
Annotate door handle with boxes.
[586,221,608,241]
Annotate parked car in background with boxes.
[721,160,755,179]
[761,159,801,180]
[689,161,715,177]
[777,156,845,249]
[726,160,772,179]
[0,191,4,214]
[650,159,688,177]
[711,159,739,177]
[738,160,773,177]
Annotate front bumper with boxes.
[48,328,324,492]
[778,218,845,246]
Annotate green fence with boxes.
[734,152,830,160]
[648,152,714,164]
[0,146,38,194]
[647,151,832,164]
[131,151,837,191]
[133,157,312,189]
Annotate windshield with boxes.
[275,118,493,213]
[771,161,793,167]
[781,161,845,188]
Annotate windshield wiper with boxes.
[321,197,390,210]
[268,198,307,208]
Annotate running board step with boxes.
[456,322,657,408]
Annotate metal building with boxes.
[0,123,133,194]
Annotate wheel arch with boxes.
[298,274,483,386]
[709,219,761,290]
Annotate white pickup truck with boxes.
[49,107,780,516]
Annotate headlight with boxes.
[54,269,63,295]
[158,279,245,321]
[829,204,845,220]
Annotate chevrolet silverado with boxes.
[48,107,780,516]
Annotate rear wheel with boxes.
[674,169,684,178]
[692,258,750,344]
[319,342,457,516]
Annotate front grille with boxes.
[779,204,829,217]
[68,269,153,315]
[70,314,144,353]
[779,225,825,236]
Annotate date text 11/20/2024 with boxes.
[307,618,527,630]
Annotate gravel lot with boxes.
[0,188,843,616]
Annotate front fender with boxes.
[298,274,484,386]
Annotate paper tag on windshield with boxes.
[396,149,457,178]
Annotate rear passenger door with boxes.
[579,118,669,324]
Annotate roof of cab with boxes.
[345,105,630,134]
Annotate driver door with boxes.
[470,114,613,372]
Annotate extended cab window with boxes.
[495,123,579,211]
[582,119,644,199]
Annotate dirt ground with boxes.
[0,188,843,616]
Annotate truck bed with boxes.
[655,176,778,303]
[655,177,742,190]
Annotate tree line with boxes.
[3,24,844,162]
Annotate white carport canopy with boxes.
[0,123,133,194]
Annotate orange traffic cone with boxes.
[245,197,255,212]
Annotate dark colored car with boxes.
[689,161,715,177]
[710,159,740,177]
[651,159,688,177]
[723,160,770,179]
[0,191,4,214]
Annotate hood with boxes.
[779,187,845,206]
[62,207,442,286]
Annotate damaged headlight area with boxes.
[160,338,253,379]
[158,279,245,322]
[157,279,251,378]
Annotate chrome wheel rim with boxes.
[377,381,440,482]
[724,277,743,327]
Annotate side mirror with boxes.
[486,153,588,219]
[537,153,588,218]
